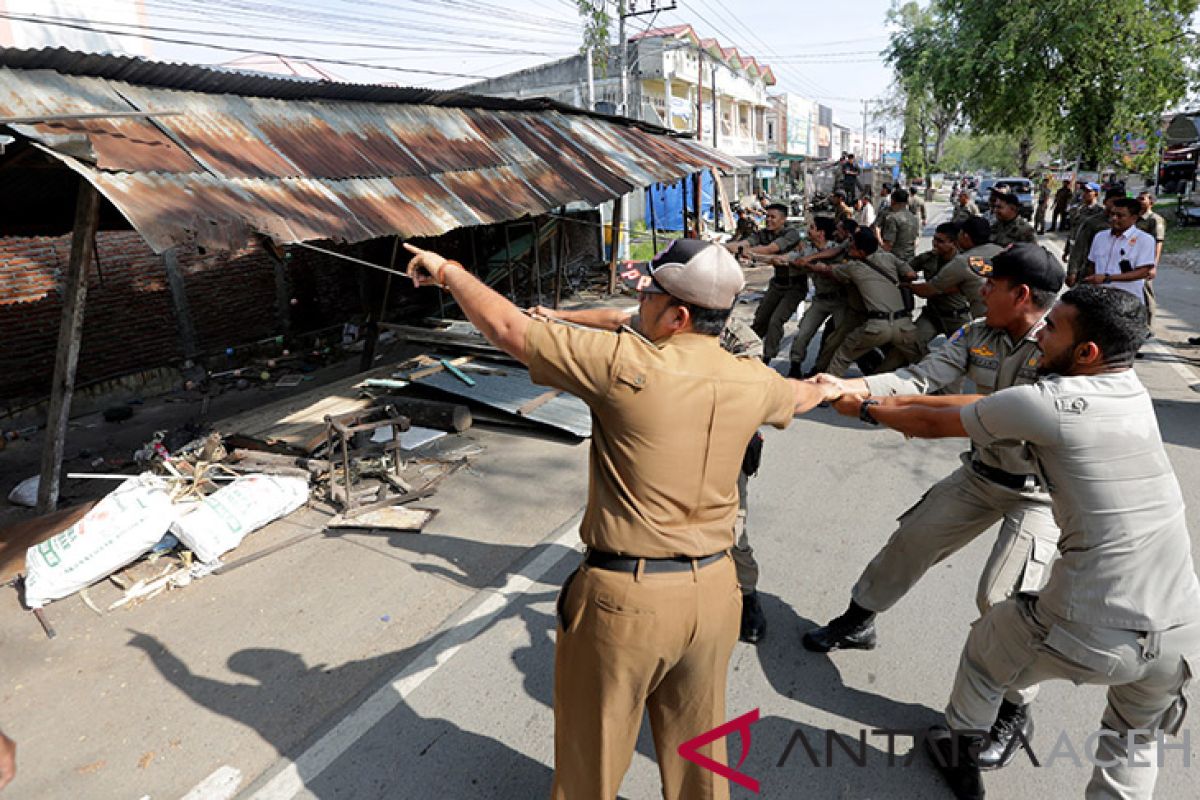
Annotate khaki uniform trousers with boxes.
[827,317,921,377]
[787,295,845,367]
[553,554,741,800]
[1143,280,1156,329]
[732,470,758,593]
[947,594,1200,800]
[812,307,867,374]
[751,280,806,361]
[851,461,1059,704]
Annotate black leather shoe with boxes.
[977,701,1032,770]
[801,616,877,653]
[740,591,767,644]
[925,725,986,800]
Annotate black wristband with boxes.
[859,398,880,426]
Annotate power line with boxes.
[0,12,500,79]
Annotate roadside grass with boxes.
[1164,225,1200,255]
[629,229,682,261]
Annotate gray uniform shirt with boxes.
[928,243,1003,317]
[950,200,980,225]
[881,209,920,261]
[865,318,1043,477]
[906,250,967,322]
[962,370,1200,631]
[991,215,1036,246]
[744,225,802,254]
[832,252,909,314]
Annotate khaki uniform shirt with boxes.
[962,370,1200,630]
[906,250,968,322]
[525,321,795,557]
[865,317,1044,477]
[881,208,920,262]
[990,215,1036,246]
[799,239,850,298]
[1067,210,1110,280]
[950,201,980,225]
[832,251,909,315]
[907,194,927,223]
[1136,211,1167,259]
[631,313,764,361]
[928,243,1003,317]
[742,225,802,254]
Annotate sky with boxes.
[0,0,900,130]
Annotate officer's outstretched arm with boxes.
[791,378,841,415]
[405,244,530,364]
[869,403,969,438]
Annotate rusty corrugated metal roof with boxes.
[0,47,746,253]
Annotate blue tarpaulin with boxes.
[644,173,715,231]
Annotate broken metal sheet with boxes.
[410,362,592,438]
[0,52,749,254]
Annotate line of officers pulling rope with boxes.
[400,179,1198,800]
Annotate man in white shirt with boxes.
[1083,197,1156,303]
[854,195,876,227]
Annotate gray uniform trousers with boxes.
[827,317,921,377]
[788,295,845,367]
[947,594,1200,800]
[732,470,757,593]
[850,459,1059,705]
[751,281,806,361]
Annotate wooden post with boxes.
[37,182,101,514]
[608,195,623,294]
[680,177,689,237]
[551,208,564,309]
[693,170,704,238]
[648,185,659,254]
[161,248,198,359]
[532,217,542,306]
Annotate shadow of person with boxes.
[128,617,553,799]
[751,594,941,734]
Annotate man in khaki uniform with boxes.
[527,304,771,644]
[808,244,1065,770]
[899,222,966,357]
[1136,191,1166,328]
[727,203,804,361]
[1063,182,1106,280]
[854,286,1200,800]
[808,229,920,376]
[403,238,835,800]
[910,217,1000,320]
[880,189,920,262]
[796,218,864,376]
[907,185,928,226]
[1050,178,1073,232]
[990,192,1036,245]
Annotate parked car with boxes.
[977,177,1034,218]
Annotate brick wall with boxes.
[0,232,369,406]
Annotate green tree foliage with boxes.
[575,0,612,76]
[890,0,1199,169]
[886,2,961,173]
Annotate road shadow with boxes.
[128,600,554,799]
[1154,398,1200,450]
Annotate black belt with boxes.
[971,460,1036,491]
[771,276,806,288]
[585,550,727,574]
[814,291,843,300]
[866,310,908,320]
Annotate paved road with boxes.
[234,211,1200,800]
[4,204,1199,800]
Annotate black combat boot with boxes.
[786,360,806,379]
[740,590,767,644]
[924,725,986,800]
[801,600,877,652]
[976,700,1033,770]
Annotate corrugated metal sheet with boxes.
[0,47,746,253]
[414,364,593,438]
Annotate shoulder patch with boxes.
[968,256,992,276]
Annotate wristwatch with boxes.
[859,398,881,426]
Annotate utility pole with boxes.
[616,1,628,116]
[861,99,869,161]
[711,63,719,149]
[696,47,703,141]
[586,46,595,110]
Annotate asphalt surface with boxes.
[3,203,1199,800]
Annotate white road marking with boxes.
[243,516,583,800]
[180,765,243,800]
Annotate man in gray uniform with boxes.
[807,244,1065,768]
[768,216,846,378]
[951,190,980,225]
[727,203,804,361]
[909,217,1000,320]
[1062,182,1105,278]
[851,286,1200,800]
[990,192,1036,245]
[808,229,920,377]
[526,303,773,644]
[1135,191,1166,329]
[900,222,965,358]
[880,189,920,262]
